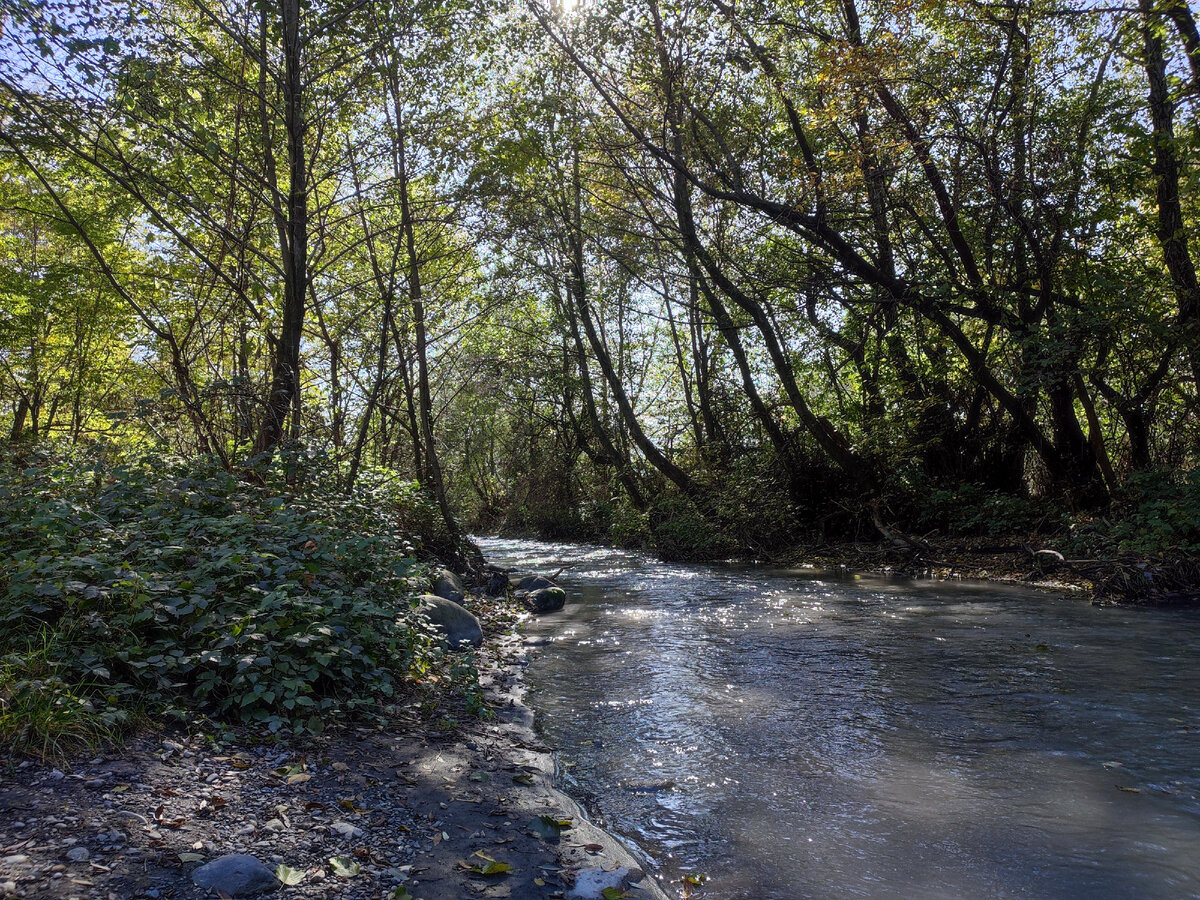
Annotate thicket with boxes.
[0,446,477,759]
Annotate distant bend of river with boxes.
[475,536,1200,900]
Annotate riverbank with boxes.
[511,526,1199,606]
[0,601,671,900]
[772,536,1200,606]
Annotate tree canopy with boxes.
[3,0,1200,556]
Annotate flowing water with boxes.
[475,537,1200,899]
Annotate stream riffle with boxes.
[476,537,1200,900]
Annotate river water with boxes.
[475,537,1200,899]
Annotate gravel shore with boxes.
[0,627,671,900]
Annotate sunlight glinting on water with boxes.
[476,536,1200,900]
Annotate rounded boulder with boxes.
[527,586,566,613]
[192,854,278,897]
[415,594,483,649]
[516,574,556,594]
[432,568,466,603]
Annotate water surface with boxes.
[477,537,1200,899]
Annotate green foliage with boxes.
[920,484,1058,538]
[649,493,738,562]
[1085,468,1200,556]
[607,499,651,548]
[0,447,462,753]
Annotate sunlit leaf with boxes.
[275,864,305,885]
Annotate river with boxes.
[476,537,1200,899]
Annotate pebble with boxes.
[65,847,89,863]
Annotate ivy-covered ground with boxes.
[0,448,477,759]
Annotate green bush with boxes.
[0,448,460,751]
[648,493,738,561]
[1096,467,1200,556]
[919,483,1056,537]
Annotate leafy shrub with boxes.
[0,447,464,751]
[648,493,738,561]
[1092,467,1200,556]
[919,483,1056,537]
[607,498,651,549]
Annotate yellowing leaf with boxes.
[460,854,513,877]
[275,864,305,885]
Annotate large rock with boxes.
[432,568,466,603]
[516,574,556,594]
[526,586,566,613]
[416,594,482,649]
[192,854,278,897]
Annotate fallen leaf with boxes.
[153,804,186,828]
[275,864,305,885]
[178,853,205,863]
[530,815,572,840]
[460,853,513,877]
[329,856,361,878]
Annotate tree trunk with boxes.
[254,0,307,456]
